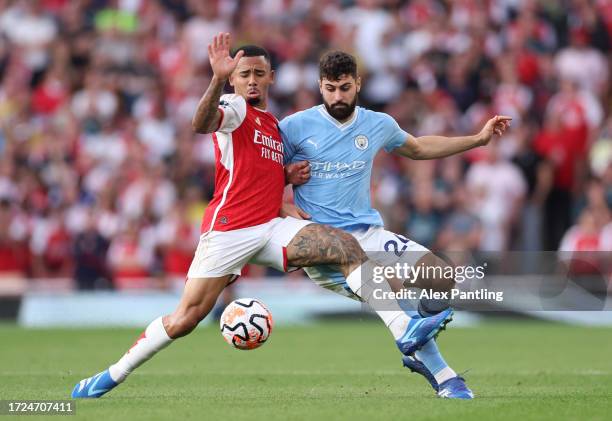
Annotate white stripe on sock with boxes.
[434,366,457,385]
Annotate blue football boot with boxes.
[71,369,118,398]
[395,308,453,356]
[437,376,474,399]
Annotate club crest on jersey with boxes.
[354,135,368,150]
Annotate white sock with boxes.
[433,366,457,385]
[108,316,173,383]
[346,263,412,340]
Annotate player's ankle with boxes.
[108,363,129,383]
[433,366,457,385]
[387,312,411,340]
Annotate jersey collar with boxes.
[317,105,360,131]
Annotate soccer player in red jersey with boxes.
[71,33,452,398]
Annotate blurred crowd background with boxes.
[0,0,610,290]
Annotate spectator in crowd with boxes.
[73,211,111,290]
[30,208,73,279]
[0,199,28,277]
[156,202,198,288]
[511,121,553,251]
[107,219,154,289]
[465,142,527,251]
[435,185,482,253]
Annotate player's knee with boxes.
[438,264,457,291]
[432,259,456,292]
[347,237,367,265]
[414,253,456,292]
[165,306,208,339]
[337,232,367,275]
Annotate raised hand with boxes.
[477,115,512,146]
[208,32,244,81]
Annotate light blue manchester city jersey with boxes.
[280,105,408,231]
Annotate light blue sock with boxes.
[400,300,454,380]
[415,339,456,384]
[400,299,456,383]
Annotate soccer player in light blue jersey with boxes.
[281,51,511,400]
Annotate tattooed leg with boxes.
[285,224,367,277]
[286,224,433,343]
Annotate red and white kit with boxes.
[189,94,311,279]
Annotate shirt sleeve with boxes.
[380,113,409,152]
[216,94,247,133]
[279,116,298,165]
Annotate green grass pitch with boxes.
[1,320,611,420]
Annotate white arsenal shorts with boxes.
[187,216,313,280]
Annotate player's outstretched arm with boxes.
[393,115,512,160]
[192,32,244,134]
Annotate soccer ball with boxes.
[219,298,273,350]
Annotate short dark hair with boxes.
[319,51,357,81]
[231,45,271,63]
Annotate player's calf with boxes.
[163,277,230,338]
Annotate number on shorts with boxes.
[384,234,410,257]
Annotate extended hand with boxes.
[285,161,311,186]
[477,115,512,146]
[208,32,244,81]
[280,202,311,220]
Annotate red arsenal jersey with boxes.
[201,94,285,232]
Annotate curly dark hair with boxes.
[319,51,357,81]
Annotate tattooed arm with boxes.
[192,76,226,134]
[192,32,244,134]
